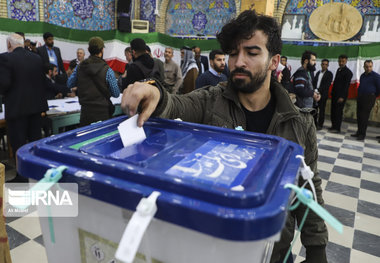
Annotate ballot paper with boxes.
[118,115,147,147]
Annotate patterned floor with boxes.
[2,119,380,263]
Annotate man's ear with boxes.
[269,54,280,71]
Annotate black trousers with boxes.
[317,94,328,127]
[356,94,376,136]
[330,96,346,131]
[7,113,42,157]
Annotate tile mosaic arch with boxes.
[8,0,39,21]
[44,0,115,30]
[165,0,237,37]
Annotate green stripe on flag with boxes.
[69,130,119,150]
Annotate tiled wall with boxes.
[8,0,39,21]
[165,0,237,37]
[284,0,380,40]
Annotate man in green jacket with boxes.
[121,10,328,263]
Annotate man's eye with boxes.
[248,52,258,56]
[229,53,237,57]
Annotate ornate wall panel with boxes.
[140,0,156,32]
[284,0,380,40]
[165,0,236,37]
[8,0,39,21]
[44,0,116,30]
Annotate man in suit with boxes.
[313,59,333,130]
[37,32,67,85]
[193,46,209,74]
[329,54,353,133]
[44,63,73,99]
[0,33,48,182]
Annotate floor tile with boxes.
[326,242,351,263]
[325,181,359,198]
[5,225,30,250]
[351,249,380,263]
[355,212,380,237]
[325,204,356,227]
[319,144,340,152]
[339,148,364,157]
[329,173,361,188]
[318,155,336,165]
[324,136,344,143]
[362,164,380,175]
[360,179,380,193]
[362,157,380,167]
[341,143,364,152]
[318,162,334,172]
[9,240,48,263]
[359,189,380,208]
[363,152,380,161]
[361,171,380,184]
[332,165,361,178]
[318,149,339,158]
[8,214,42,239]
[357,200,380,218]
[318,170,330,181]
[353,230,380,257]
[326,224,354,249]
[33,235,44,246]
[334,159,362,171]
[364,143,380,150]
[322,190,358,212]
[337,153,363,163]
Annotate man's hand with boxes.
[122,70,127,78]
[121,82,161,127]
[313,92,321,102]
[337,97,344,103]
[55,93,63,99]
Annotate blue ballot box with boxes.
[17,116,304,263]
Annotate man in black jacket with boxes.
[37,32,67,85]
[0,33,48,182]
[313,59,333,130]
[329,54,353,133]
[122,38,163,90]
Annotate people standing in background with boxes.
[37,32,67,85]
[0,33,48,182]
[280,55,291,92]
[193,46,209,74]
[196,49,227,89]
[329,54,353,133]
[164,47,182,94]
[292,50,320,108]
[351,60,380,140]
[180,47,198,94]
[313,59,333,130]
[146,45,165,83]
[44,63,74,99]
[67,37,120,127]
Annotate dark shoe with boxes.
[330,129,341,134]
[316,126,323,131]
[376,136,380,139]
[351,133,359,137]
[357,135,365,141]
[328,127,335,131]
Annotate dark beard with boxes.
[46,42,54,48]
[229,67,267,94]
[214,64,225,73]
[307,63,316,72]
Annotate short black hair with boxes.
[209,49,224,60]
[145,45,151,53]
[301,50,317,65]
[43,32,54,40]
[338,54,348,60]
[130,38,146,52]
[69,60,77,70]
[217,10,282,57]
[15,32,25,37]
[281,55,287,60]
[321,59,329,63]
[364,59,373,64]
[124,47,131,53]
[44,63,56,74]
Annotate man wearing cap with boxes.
[37,32,67,85]
[67,37,120,126]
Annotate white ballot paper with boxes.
[118,114,147,147]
